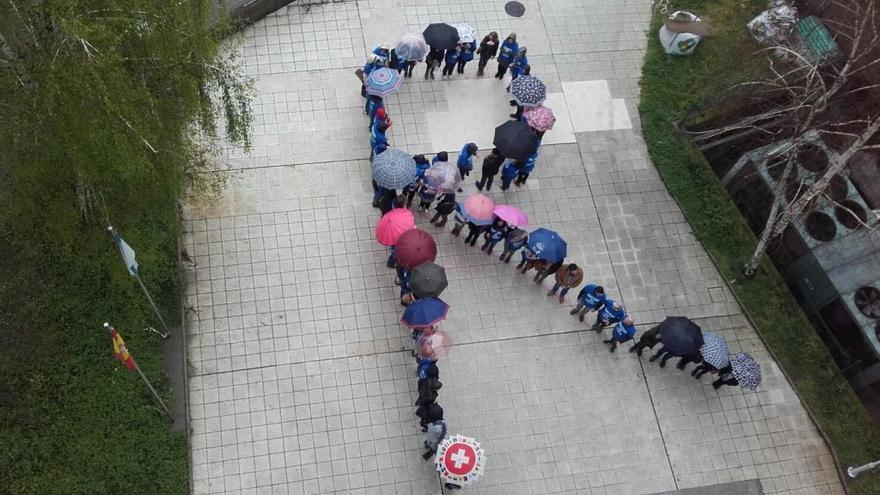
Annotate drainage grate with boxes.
[505,1,526,17]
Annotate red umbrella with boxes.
[396,229,437,269]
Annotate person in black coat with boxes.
[415,363,443,407]
[475,148,504,191]
[629,324,661,356]
[430,193,457,227]
[476,32,499,77]
[424,48,444,80]
[377,189,399,216]
[416,403,444,431]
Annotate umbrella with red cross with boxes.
[435,434,486,487]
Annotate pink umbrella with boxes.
[492,205,529,228]
[523,105,556,132]
[461,193,496,226]
[416,330,454,360]
[375,208,415,246]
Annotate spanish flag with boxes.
[111,329,137,370]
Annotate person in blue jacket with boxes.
[499,159,524,191]
[515,150,538,187]
[592,299,626,333]
[604,317,637,353]
[366,95,384,125]
[457,142,478,183]
[405,154,431,207]
[480,218,508,254]
[457,41,476,74]
[499,227,528,263]
[570,284,607,322]
[495,33,518,79]
[442,44,462,78]
[371,45,390,65]
[370,121,389,160]
[510,47,529,80]
[361,53,384,100]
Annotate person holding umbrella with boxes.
[570,284,607,321]
[603,316,637,353]
[450,202,467,237]
[404,154,431,207]
[500,227,528,263]
[464,221,486,247]
[416,402,444,432]
[712,352,761,390]
[423,415,448,461]
[648,317,704,368]
[495,33,518,79]
[629,324,662,356]
[476,31,499,77]
[425,47,444,80]
[418,183,438,213]
[457,39,476,74]
[480,217,509,254]
[547,263,584,303]
[430,193,457,227]
[395,32,429,78]
[517,247,546,276]
[499,159,524,191]
[515,149,538,187]
[442,43,462,78]
[475,148,504,191]
[691,332,730,378]
[416,362,442,408]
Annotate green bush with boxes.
[0,1,251,493]
[639,1,880,492]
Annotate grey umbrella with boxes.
[658,316,704,356]
[371,149,417,189]
[411,262,448,299]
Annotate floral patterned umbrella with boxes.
[523,105,556,132]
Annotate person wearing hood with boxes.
[476,148,503,191]
[629,324,661,357]
[499,227,528,263]
[591,300,626,333]
[547,263,584,303]
[389,47,406,73]
[430,193,457,227]
[510,47,529,80]
[432,150,449,165]
[534,258,564,285]
[476,31,499,77]
[495,33,518,79]
[415,362,442,407]
[371,45,391,65]
[603,317,637,353]
[442,43,462,78]
[425,47,444,80]
[457,142,478,184]
[570,284,607,321]
[360,53,384,101]
[416,402,444,431]
[457,40,476,74]
[480,217,509,254]
[516,245,545,275]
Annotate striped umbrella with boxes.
[699,331,730,369]
[730,352,762,391]
[523,105,556,132]
[371,149,417,189]
[366,67,403,97]
[509,75,547,107]
[396,32,429,61]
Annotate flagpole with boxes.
[107,226,170,339]
[103,322,174,422]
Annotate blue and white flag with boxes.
[110,227,139,276]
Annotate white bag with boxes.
[659,12,702,56]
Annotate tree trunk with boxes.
[743,156,797,278]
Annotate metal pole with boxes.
[132,273,171,339]
[103,323,174,422]
[848,459,880,479]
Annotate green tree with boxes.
[0,1,252,493]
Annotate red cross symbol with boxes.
[442,442,477,476]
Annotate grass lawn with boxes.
[639,1,880,492]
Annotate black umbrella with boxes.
[423,23,460,50]
[493,121,538,161]
[410,262,448,298]
[658,317,704,356]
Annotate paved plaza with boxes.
[183,0,844,493]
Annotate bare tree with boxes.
[685,0,880,277]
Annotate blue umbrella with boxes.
[699,331,730,369]
[730,352,762,390]
[371,149,417,189]
[366,67,403,97]
[401,297,449,329]
[526,228,567,262]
